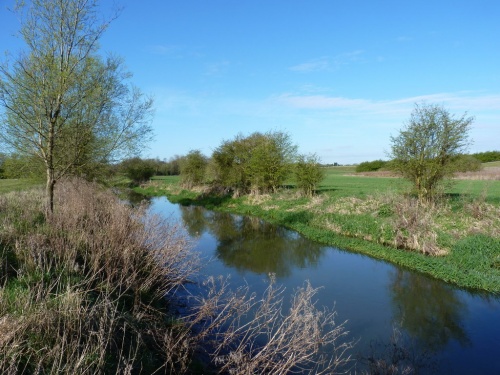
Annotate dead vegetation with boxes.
[0,178,354,374]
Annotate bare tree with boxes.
[0,0,154,214]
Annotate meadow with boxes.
[0,178,43,194]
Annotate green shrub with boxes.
[355,160,387,172]
[119,157,156,184]
[294,154,324,197]
[451,154,482,172]
[471,151,500,163]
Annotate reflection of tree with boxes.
[197,211,325,277]
[179,206,207,237]
[390,270,470,351]
[127,190,151,207]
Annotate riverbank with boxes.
[136,170,500,294]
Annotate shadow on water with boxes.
[177,193,233,208]
[119,189,152,207]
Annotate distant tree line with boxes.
[471,151,500,163]
[355,154,484,174]
[0,152,183,181]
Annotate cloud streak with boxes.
[289,50,364,72]
[276,91,500,115]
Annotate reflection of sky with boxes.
[151,197,500,374]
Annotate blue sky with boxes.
[2,1,499,164]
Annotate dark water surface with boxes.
[149,197,500,374]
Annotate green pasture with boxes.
[0,179,43,194]
[322,166,500,203]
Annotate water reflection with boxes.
[179,205,207,237]
[127,190,152,207]
[179,206,325,277]
[390,270,470,351]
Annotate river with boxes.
[147,196,500,374]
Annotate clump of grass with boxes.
[391,197,445,256]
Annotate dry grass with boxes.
[391,197,446,256]
[453,167,500,180]
[189,276,354,375]
[0,178,197,374]
[0,178,354,374]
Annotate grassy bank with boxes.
[138,167,500,293]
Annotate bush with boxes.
[211,131,297,196]
[0,178,195,373]
[119,157,156,184]
[295,153,324,197]
[451,154,482,172]
[389,103,473,202]
[355,160,388,173]
[179,150,208,188]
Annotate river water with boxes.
[148,196,500,374]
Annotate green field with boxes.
[0,179,43,194]
[145,166,500,203]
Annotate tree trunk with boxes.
[46,168,55,215]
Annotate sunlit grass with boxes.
[0,179,43,194]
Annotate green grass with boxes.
[0,178,43,193]
[448,179,500,204]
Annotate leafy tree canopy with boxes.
[0,0,154,213]
[388,102,473,202]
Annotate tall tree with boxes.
[0,0,154,214]
[389,103,473,202]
